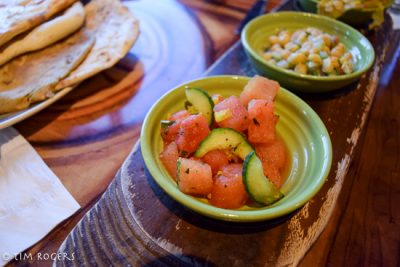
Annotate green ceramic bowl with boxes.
[297,0,393,26]
[241,11,375,93]
[141,75,332,222]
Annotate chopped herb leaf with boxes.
[253,118,260,126]
[180,150,188,157]
[184,100,195,112]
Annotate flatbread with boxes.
[0,29,94,114]
[0,0,77,47]
[0,2,85,66]
[56,0,140,90]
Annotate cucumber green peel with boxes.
[243,151,284,205]
[185,87,214,126]
[194,128,253,160]
[160,120,174,129]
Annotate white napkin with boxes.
[0,127,80,266]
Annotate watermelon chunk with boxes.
[213,96,250,132]
[200,150,230,176]
[255,139,287,188]
[240,75,280,107]
[161,110,190,143]
[177,157,213,196]
[210,163,248,209]
[248,99,278,144]
[159,141,179,180]
[176,114,210,155]
[169,110,190,121]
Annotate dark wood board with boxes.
[53,1,397,266]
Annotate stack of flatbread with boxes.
[0,0,140,114]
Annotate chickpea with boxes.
[308,53,322,65]
[263,52,272,60]
[322,45,331,54]
[298,49,310,57]
[270,43,283,52]
[284,42,300,52]
[307,61,318,70]
[340,52,354,74]
[291,30,302,40]
[298,41,312,56]
[311,47,321,54]
[321,34,332,48]
[278,31,290,46]
[342,61,353,74]
[267,58,277,65]
[292,30,307,44]
[340,52,353,63]
[271,51,283,61]
[301,40,312,50]
[276,59,289,69]
[320,51,329,59]
[330,56,340,69]
[269,35,279,45]
[331,43,345,58]
[330,35,339,47]
[322,57,334,74]
[313,37,325,50]
[288,52,307,65]
[309,28,323,36]
[281,50,291,60]
[294,63,308,74]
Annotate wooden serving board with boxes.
[55,1,395,266]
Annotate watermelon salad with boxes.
[159,75,287,210]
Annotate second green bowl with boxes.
[241,11,375,93]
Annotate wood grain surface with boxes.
[6,0,399,266]
[300,40,400,267]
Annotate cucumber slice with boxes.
[185,87,214,126]
[160,120,174,129]
[243,151,284,205]
[194,128,253,160]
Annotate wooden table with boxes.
[9,0,399,266]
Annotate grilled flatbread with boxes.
[0,29,94,114]
[0,0,77,47]
[56,0,140,90]
[0,2,85,66]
